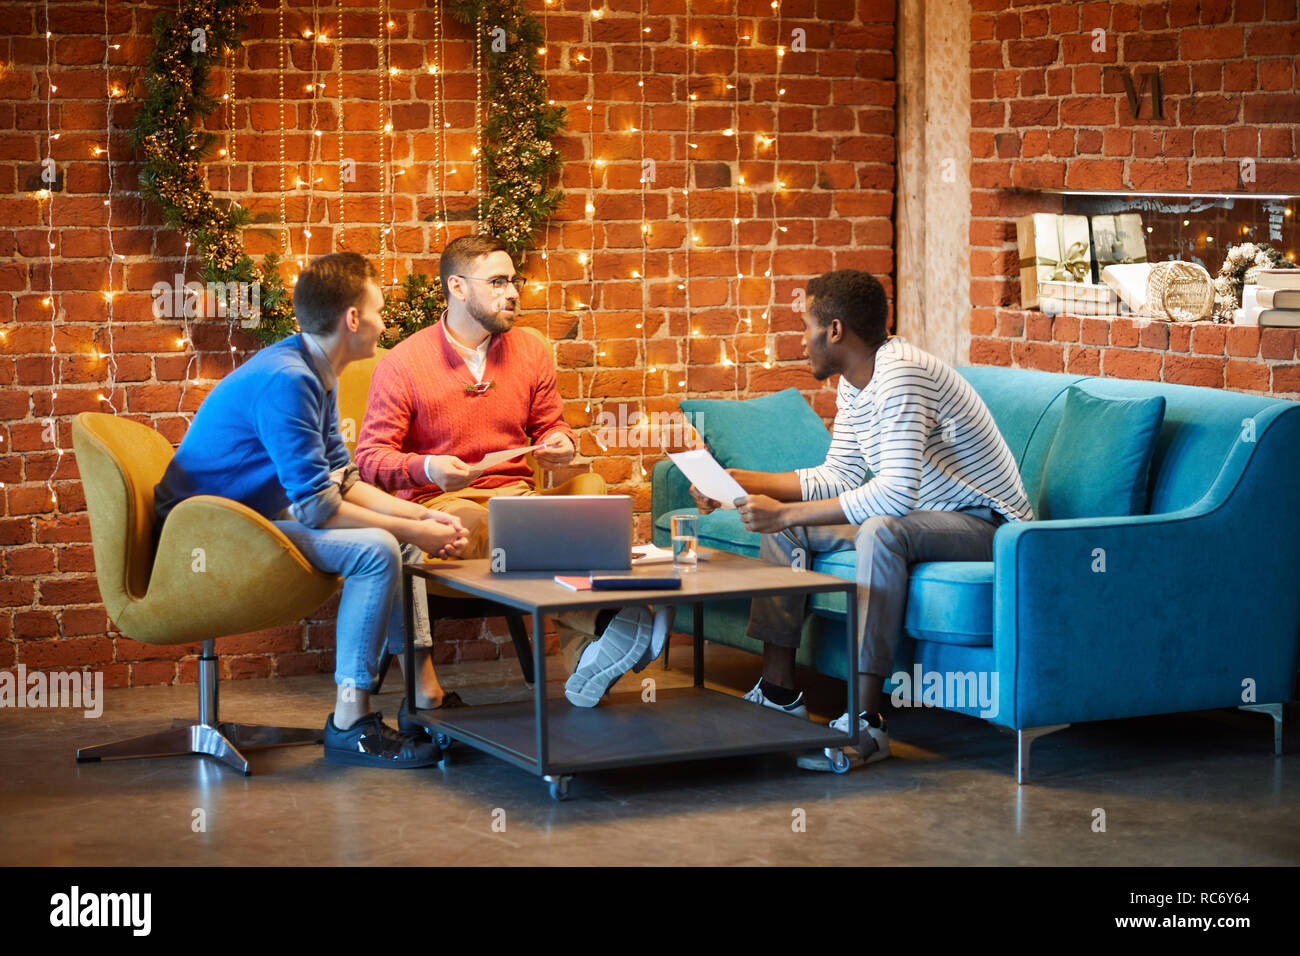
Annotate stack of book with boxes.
[1256,269,1300,328]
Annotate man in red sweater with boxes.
[356,235,670,711]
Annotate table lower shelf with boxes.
[409,686,856,776]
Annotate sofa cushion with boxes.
[680,388,831,473]
[1036,385,1166,519]
[807,555,994,647]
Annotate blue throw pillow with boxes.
[1036,385,1166,519]
[680,388,831,472]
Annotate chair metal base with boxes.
[76,639,321,776]
[75,720,321,776]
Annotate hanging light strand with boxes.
[636,0,650,472]
[377,0,389,285]
[40,5,63,509]
[763,2,785,372]
[385,10,397,288]
[302,0,322,270]
[278,0,289,255]
[102,13,123,365]
[680,2,694,399]
[729,6,744,399]
[336,0,346,248]
[474,8,485,232]
[539,7,550,342]
[432,0,447,244]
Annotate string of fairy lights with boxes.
[14,4,806,516]
[41,9,61,508]
[377,0,389,285]
[725,3,743,396]
[99,0,122,419]
[385,11,400,288]
[430,2,448,245]
[301,3,324,275]
[635,1,649,477]
[576,23,595,423]
[539,9,552,347]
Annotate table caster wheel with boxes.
[544,775,572,801]
[828,749,852,775]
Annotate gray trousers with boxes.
[745,508,1003,677]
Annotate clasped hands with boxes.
[408,509,468,560]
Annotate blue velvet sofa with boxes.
[651,367,1300,782]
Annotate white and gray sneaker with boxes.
[564,607,656,707]
[632,606,674,673]
[797,711,891,772]
[742,679,809,719]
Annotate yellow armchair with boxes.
[72,412,340,775]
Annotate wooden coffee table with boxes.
[400,549,859,800]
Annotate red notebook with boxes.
[553,576,593,591]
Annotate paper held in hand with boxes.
[668,448,747,508]
[468,444,543,469]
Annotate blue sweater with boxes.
[154,334,352,529]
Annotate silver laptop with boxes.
[488,495,633,573]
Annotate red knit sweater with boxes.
[355,323,575,500]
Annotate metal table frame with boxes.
[400,553,858,800]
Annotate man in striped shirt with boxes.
[691,270,1031,771]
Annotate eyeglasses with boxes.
[454,274,528,292]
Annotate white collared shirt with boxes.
[441,317,490,383]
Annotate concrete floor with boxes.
[2,644,1297,866]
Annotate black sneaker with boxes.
[323,711,440,768]
[396,695,464,743]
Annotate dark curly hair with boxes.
[806,270,889,347]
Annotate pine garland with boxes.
[133,0,295,344]
[449,0,566,258]
[134,0,564,347]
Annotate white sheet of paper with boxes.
[668,448,747,509]
[470,444,542,469]
[632,543,709,564]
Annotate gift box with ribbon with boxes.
[1016,213,1092,309]
[1090,213,1147,275]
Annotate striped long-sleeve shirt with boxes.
[797,337,1033,525]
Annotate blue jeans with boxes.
[273,521,407,690]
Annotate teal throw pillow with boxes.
[680,388,831,472]
[1036,385,1166,519]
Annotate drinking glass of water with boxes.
[671,514,699,572]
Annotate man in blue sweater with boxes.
[154,252,467,768]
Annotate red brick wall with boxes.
[968,0,1300,394]
[0,0,896,684]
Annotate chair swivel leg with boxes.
[78,640,321,775]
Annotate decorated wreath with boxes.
[133,0,563,345]
[1212,241,1295,316]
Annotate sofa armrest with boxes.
[650,459,694,547]
[993,412,1300,729]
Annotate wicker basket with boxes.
[1145,261,1214,322]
